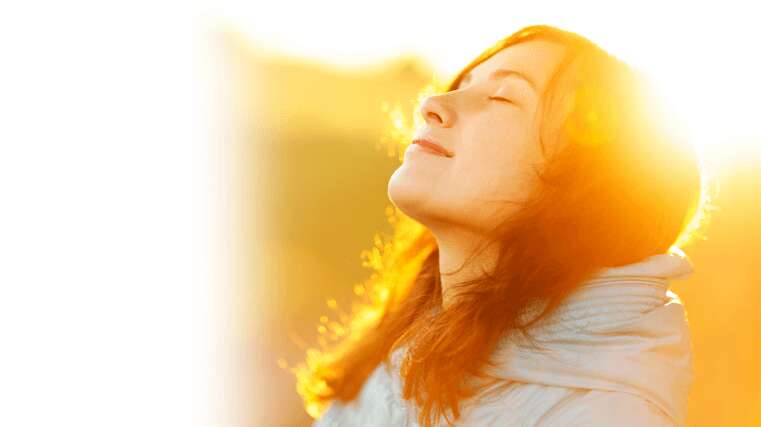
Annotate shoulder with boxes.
[312,361,408,427]
[539,390,676,427]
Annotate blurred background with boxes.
[0,1,758,427]
[218,2,761,426]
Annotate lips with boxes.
[411,138,453,157]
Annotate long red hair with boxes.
[295,24,712,427]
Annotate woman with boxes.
[296,24,709,426]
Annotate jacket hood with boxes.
[488,250,695,425]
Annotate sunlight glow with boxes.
[213,3,761,425]
[217,0,760,168]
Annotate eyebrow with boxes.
[459,68,536,91]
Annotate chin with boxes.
[387,167,430,221]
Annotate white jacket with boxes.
[313,251,695,426]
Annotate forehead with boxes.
[462,40,566,92]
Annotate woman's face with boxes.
[388,40,566,236]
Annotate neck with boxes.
[434,230,499,310]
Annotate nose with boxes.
[419,95,454,128]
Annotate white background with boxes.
[0,1,235,426]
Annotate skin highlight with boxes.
[388,40,567,309]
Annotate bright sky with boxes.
[212,0,761,169]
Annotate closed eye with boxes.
[488,96,513,104]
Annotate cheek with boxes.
[474,111,536,156]
[453,118,541,199]
[479,114,536,157]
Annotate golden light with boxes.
[217,0,760,172]
[217,2,761,426]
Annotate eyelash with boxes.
[488,96,513,104]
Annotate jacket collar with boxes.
[491,250,695,425]
[387,251,695,425]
